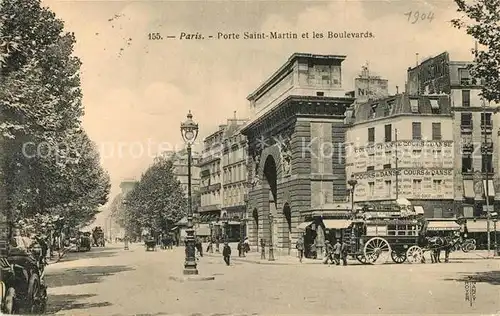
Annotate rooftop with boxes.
[247,52,347,101]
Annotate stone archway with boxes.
[283,203,292,254]
[263,155,278,249]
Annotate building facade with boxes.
[221,116,248,240]
[164,149,201,196]
[241,53,355,257]
[198,126,225,227]
[345,94,455,218]
[407,52,500,221]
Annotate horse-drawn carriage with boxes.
[344,203,465,265]
[0,215,47,314]
[144,238,157,251]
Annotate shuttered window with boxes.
[432,123,442,140]
[412,122,421,140]
[384,124,392,142]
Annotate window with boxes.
[383,163,391,169]
[463,206,474,218]
[412,122,422,140]
[410,99,419,113]
[432,122,442,140]
[368,127,375,143]
[412,179,422,192]
[367,166,375,171]
[316,91,324,96]
[430,99,440,111]
[461,113,472,127]
[481,112,492,127]
[385,180,392,196]
[459,68,470,84]
[370,104,378,119]
[433,208,443,218]
[433,180,442,193]
[384,124,392,142]
[482,154,493,172]
[462,156,472,172]
[368,182,375,196]
[384,101,394,116]
[462,90,470,107]
[432,149,442,158]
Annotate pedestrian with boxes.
[237,240,243,257]
[243,236,250,255]
[323,240,335,265]
[215,236,220,252]
[340,239,348,266]
[195,237,203,257]
[223,242,231,266]
[206,238,213,253]
[333,239,342,265]
[260,238,266,259]
[296,235,304,263]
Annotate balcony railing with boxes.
[462,143,474,153]
[481,142,493,153]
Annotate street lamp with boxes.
[181,111,199,275]
[348,177,358,219]
[122,199,129,250]
[268,213,275,261]
[209,222,214,253]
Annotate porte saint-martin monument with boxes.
[241,53,355,258]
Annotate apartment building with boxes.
[407,52,500,222]
[198,126,225,227]
[164,150,201,196]
[221,116,248,240]
[345,94,455,218]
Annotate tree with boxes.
[122,156,187,236]
[452,0,500,103]
[0,0,109,229]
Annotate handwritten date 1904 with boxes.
[404,11,434,24]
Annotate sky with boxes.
[40,0,475,220]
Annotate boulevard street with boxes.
[44,244,499,315]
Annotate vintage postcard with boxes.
[0,0,499,315]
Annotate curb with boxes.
[204,253,321,265]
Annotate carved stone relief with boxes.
[279,136,292,178]
[473,171,483,197]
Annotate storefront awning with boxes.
[196,224,210,236]
[466,220,491,233]
[297,221,313,230]
[463,180,474,198]
[323,219,352,229]
[427,221,460,231]
[414,206,425,215]
[483,180,495,197]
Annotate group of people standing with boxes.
[295,236,349,265]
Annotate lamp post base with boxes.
[183,227,198,275]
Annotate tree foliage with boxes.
[452,0,500,102]
[0,0,110,229]
[121,156,187,237]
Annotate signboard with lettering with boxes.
[354,76,389,103]
[407,52,451,95]
[352,168,454,201]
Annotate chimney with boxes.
[416,53,419,67]
[233,111,237,120]
[396,85,399,94]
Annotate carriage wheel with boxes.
[2,287,16,314]
[355,254,369,264]
[363,237,391,265]
[462,242,476,253]
[27,273,41,314]
[391,250,407,264]
[406,246,423,264]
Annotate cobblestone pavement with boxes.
[43,243,499,315]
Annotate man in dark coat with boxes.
[340,239,349,266]
[222,242,231,266]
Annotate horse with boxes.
[425,235,460,263]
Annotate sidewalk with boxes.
[203,244,322,265]
[203,244,500,265]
